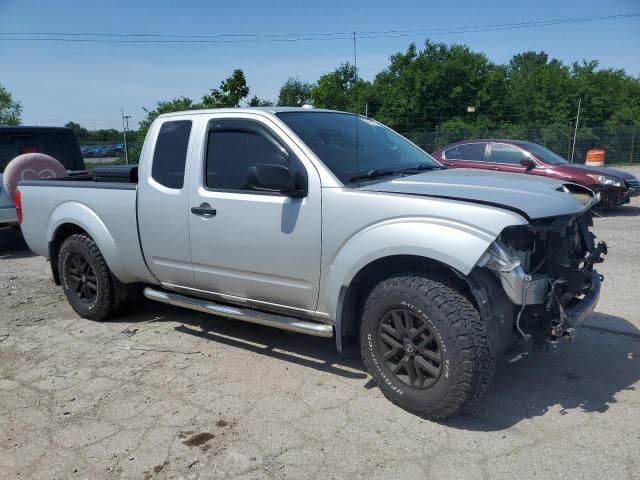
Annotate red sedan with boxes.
[432,140,640,208]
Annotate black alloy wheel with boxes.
[66,254,98,303]
[378,308,443,389]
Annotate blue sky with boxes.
[1,0,639,129]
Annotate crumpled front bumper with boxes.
[625,187,640,198]
[563,270,601,328]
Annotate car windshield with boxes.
[521,142,569,165]
[277,111,441,184]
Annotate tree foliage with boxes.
[128,70,254,162]
[310,63,372,112]
[277,77,312,106]
[248,95,274,107]
[0,83,22,125]
[64,121,121,142]
[122,43,640,163]
[201,69,250,108]
[301,40,640,136]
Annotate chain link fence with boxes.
[391,122,639,165]
[82,118,639,167]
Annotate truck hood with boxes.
[360,168,595,220]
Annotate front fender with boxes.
[47,201,136,283]
[319,216,521,320]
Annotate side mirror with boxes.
[248,164,304,197]
[520,158,536,170]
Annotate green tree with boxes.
[504,51,572,126]
[0,83,22,125]
[570,60,640,126]
[310,63,372,113]
[371,41,503,131]
[201,69,250,108]
[127,96,199,162]
[248,95,274,107]
[65,121,89,138]
[277,77,312,106]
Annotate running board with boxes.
[143,287,334,338]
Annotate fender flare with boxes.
[320,217,525,353]
[47,201,137,284]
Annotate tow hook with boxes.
[546,327,577,351]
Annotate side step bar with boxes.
[143,287,334,338]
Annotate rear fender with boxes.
[47,201,136,283]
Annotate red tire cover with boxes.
[2,153,67,197]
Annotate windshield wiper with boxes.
[395,163,445,174]
[348,169,398,182]
[348,164,444,182]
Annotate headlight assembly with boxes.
[586,174,624,188]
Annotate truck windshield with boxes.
[0,130,78,173]
[277,111,441,184]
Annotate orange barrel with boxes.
[585,148,605,166]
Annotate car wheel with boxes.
[360,273,495,420]
[58,233,120,321]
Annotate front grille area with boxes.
[625,178,640,189]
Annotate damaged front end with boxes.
[477,209,607,349]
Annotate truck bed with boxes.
[18,178,155,285]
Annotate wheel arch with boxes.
[49,223,88,284]
[46,201,135,284]
[335,254,477,353]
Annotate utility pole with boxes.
[121,107,131,164]
[352,31,357,76]
[570,97,581,163]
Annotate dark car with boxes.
[432,140,640,208]
[1,126,86,226]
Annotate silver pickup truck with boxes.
[17,107,606,419]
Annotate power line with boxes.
[1,13,637,44]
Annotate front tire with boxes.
[360,274,495,420]
[58,233,120,321]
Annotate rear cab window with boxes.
[443,143,487,161]
[0,129,81,173]
[151,120,192,189]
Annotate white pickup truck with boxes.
[17,107,606,419]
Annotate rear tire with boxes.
[58,233,123,321]
[360,273,495,420]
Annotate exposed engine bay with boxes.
[478,209,607,349]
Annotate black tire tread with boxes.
[58,233,123,321]
[360,273,495,420]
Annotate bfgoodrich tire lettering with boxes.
[58,233,120,321]
[360,274,495,420]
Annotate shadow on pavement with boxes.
[0,227,36,259]
[118,299,368,380]
[114,298,638,427]
[447,313,639,431]
[596,205,640,217]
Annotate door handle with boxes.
[191,203,217,217]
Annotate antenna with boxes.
[352,31,357,73]
[121,107,131,164]
[570,97,581,163]
[352,31,360,183]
